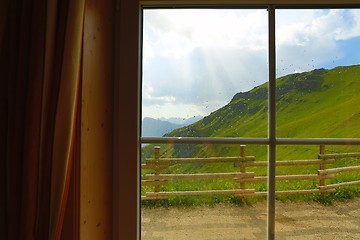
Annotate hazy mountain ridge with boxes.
[142,116,203,137]
[159,116,203,125]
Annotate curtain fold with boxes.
[49,1,85,239]
[0,0,85,239]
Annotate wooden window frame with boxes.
[114,1,360,239]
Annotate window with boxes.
[131,1,360,240]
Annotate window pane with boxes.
[141,9,269,240]
[141,144,268,239]
[275,144,360,238]
[142,9,268,138]
[276,9,360,138]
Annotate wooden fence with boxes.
[141,145,360,200]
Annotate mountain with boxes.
[142,117,182,137]
[147,65,360,159]
[142,116,203,137]
[141,117,184,137]
[159,116,203,125]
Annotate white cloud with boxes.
[144,9,268,60]
[143,82,176,104]
[338,9,360,40]
[142,34,155,63]
[276,9,360,76]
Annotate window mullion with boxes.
[268,4,276,240]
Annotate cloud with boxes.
[276,9,360,76]
[143,9,268,59]
[142,9,360,119]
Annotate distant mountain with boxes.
[141,118,184,137]
[142,116,203,137]
[159,116,203,125]
[147,64,360,159]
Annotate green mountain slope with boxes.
[145,65,360,160]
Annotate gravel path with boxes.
[141,198,360,240]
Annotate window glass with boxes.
[141,9,269,240]
[275,144,360,238]
[276,9,360,138]
[141,144,268,239]
[142,9,268,138]
[139,7,360,240]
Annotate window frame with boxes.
[115,1,360,240]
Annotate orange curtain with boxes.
[0,0,85,239]
[47,1,85,239]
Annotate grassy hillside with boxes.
[142,65,360,205]
[276,65,360,138]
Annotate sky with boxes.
[142,9,360,120]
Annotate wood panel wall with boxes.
[81,0,115,238]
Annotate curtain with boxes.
[0,0,85,239]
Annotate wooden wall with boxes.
[81,0,114,238]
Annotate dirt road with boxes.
[141,198,360,240]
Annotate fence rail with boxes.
[141,145,360,200]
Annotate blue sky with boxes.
[142,9,360,119]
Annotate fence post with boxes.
[240,145,247,201]
[154,146,161,192]
[319,145,326,192]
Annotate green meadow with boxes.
[141,65,360,206]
